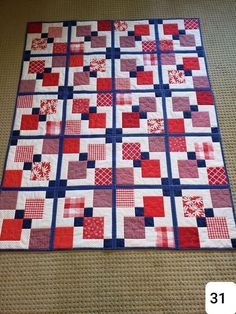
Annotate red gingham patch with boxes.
[206,217,230,239]
[64,197,85,218]
[97,93,112,106]
[143,54,157,66]
[95,168,112,185]
[17,95,33,108]
[24,199,45,219]
[64,120,81,135]
[28,60,45,74]
[116,93,132,106]
[46,121,61,135]
[142,40,156,52]
[88,144,106,160]
[14,146,34,162]
[195,142,214,160]
[116,189,134,208]
[207,167,227,185]
[155,227,175,248]
[70,42,84,53]
[122,143,141,160]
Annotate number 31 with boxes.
[210,292,225,304]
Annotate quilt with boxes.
[0,18,236,251]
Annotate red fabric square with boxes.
[169,137,187,152]
[54,227,74,249]
[72,99,90,113]
[27,22,42,33]
[163,23,179,35]
[89,113,106,128]
[83,217,104,239]
[0,219,23,241]
[63,139,80,154]
[20,114,39,130]
[122,112,140,128]
[70,55,83,67]
[3,170,23,187]
[141,160,161,178]
[95,168,112,185]
[97,20,112,31]
[122,143,141,160]
[183,57,200,70]
[42,73,59,86]
[196,91,214,105]
[97,78,112,91]
[168,119,185,133]
[137,71,153,85]
[143,196,165,217]
[134,24,150,36]
[53,43,67,54]
[178,227,200,248]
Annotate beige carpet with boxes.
[0,0,235,313]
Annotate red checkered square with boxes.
[95,168,112,185]
[207,167,227,185]
[122,143,141,160]
[206,217,230,239]
[65,120,81,135]
[17,95,33,108]
[70,42,84,53]
[14,145,34,162]
[46,121,61,135]
[195,142,214,160]
[142,40,156,52]
[24,199,45,219]
[64,197,85,218]
[88,144,106,160]
[116,93,132,106]
[155,227,175,248]
[97,93,112,106]
[28,60,45,74]
[184,18,199,30]
[116,189,134,208]
[143,54,157,66]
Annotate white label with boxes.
[205,282,236,314]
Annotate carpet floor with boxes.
[0,0,235,313]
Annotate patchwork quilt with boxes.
[0,18,236,251]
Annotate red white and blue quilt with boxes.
[0,19,236,250]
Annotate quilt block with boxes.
[0,18,235,251]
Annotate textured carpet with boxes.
[0,0,235,313]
